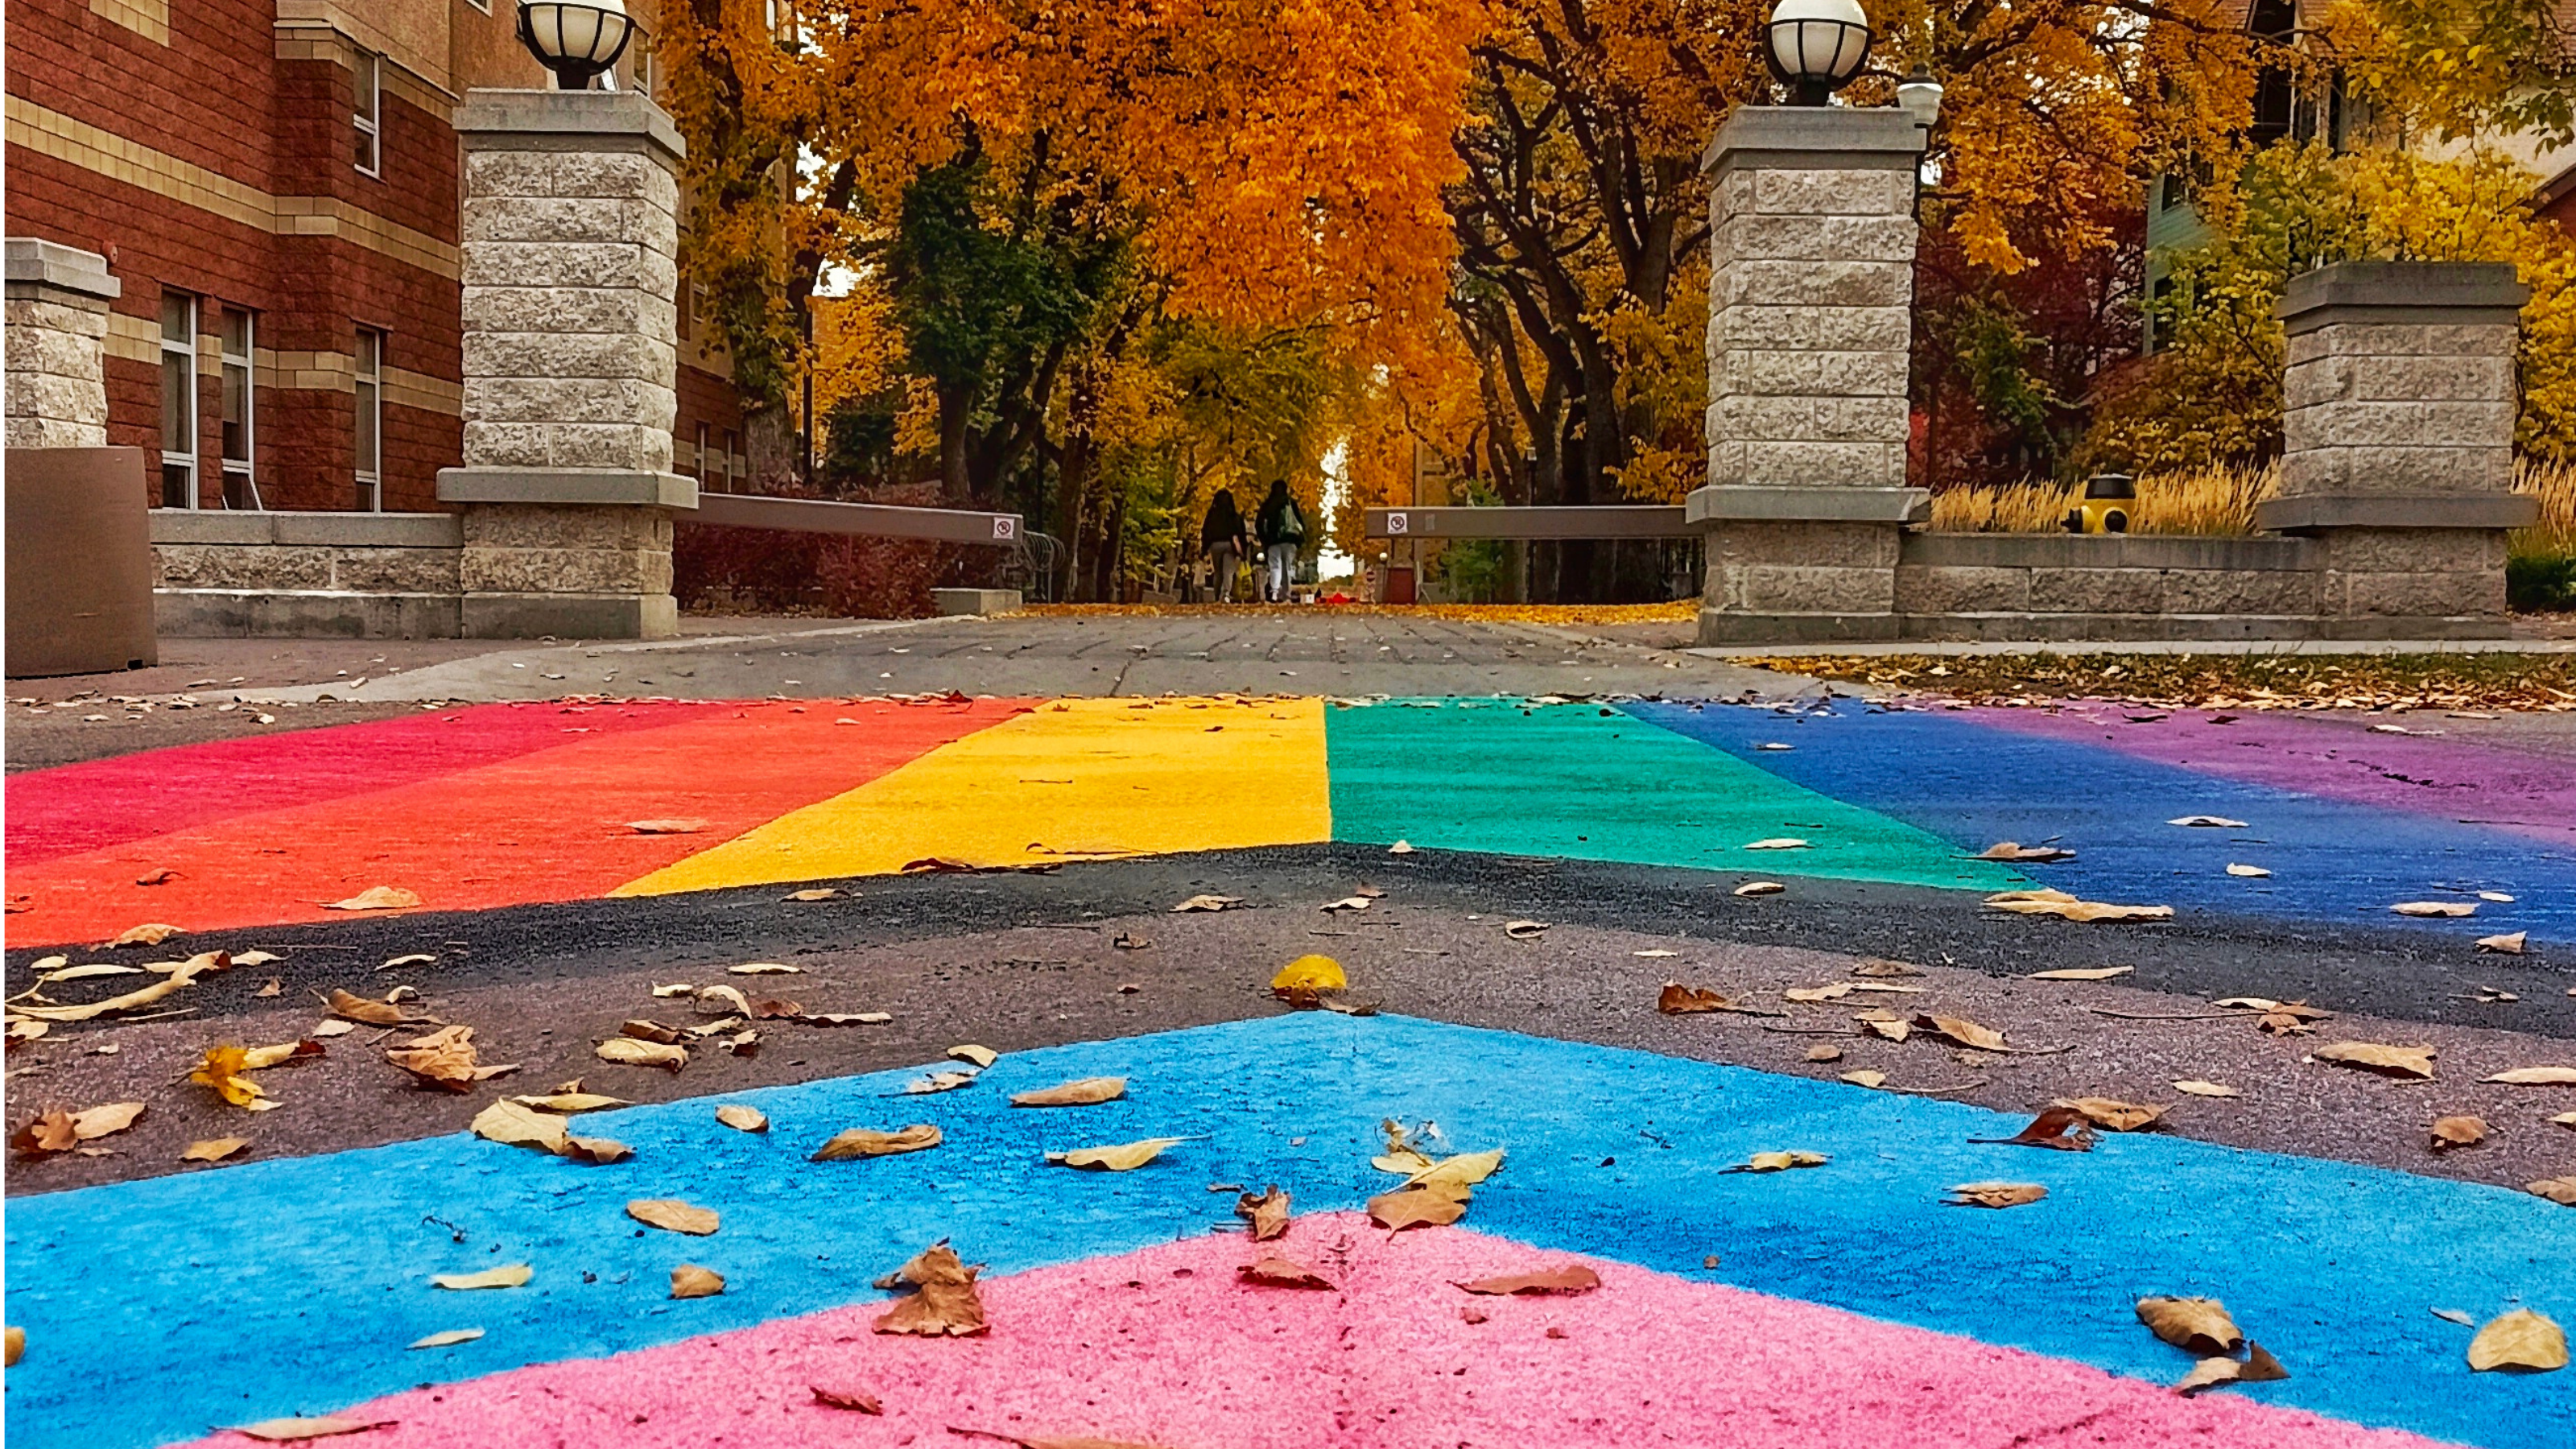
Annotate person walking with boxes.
[1255,479,1305,604]
[1200,489,1249,603]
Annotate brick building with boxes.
[4,0,746,515]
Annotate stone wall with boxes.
[5,240,118,449]
[151,510,462,638]
[1895,534,2325,641]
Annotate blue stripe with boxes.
[1627,701,2576,945]
[6,1015,2570,1449]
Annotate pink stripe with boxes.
[1971,706,2576,845]
[188,1217,2443,1449]
[4,700,729,867]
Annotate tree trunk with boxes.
[744,406,798,495]
[938,381,974,506]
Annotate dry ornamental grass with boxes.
[1748,652,2576,712]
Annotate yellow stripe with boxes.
[613,696,1331,897]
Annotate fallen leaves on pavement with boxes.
[906,1071,980,1094]
[873,1242,987,1336]
[2029,967,2132,981]
[2168,815,2248,829]
[2431,1116,2488,1150]
[386,1026,488,1092]
[1724,1150,1828,1173]
[1320,896,1373,913]
[2529,1177,2576,1206]
[2225,864,2272,878]
[1946,1182,2048,1208]
[715,1105,769,1133]
[182,1136,250,1163]
[109,923,184,947]
[784,888,842,902]
[1239,1253,1335,1290]
[1744,837,1809,850]
[10,1100,147,1155]
[1658,983,1755,1014]
[670,1265,725,1299]
[559,1136,632,1164]
[1270,955,1347,1007]
[1368,1187,1468,1229]
[1456,1265,1600,1295]
[511,1092,630,1113]
[1504,919,1551,939]
[949,1044,999,1068]
[1236,1186,1290,1240]
[2313,1041,2436,1080]
[810,1386,884,1413]
[2477,932,2527,954]
[409,1328,483,1350]
[1984,889,2174,923]
[1048,1137,1187,1171]
[231,1416,395,1440]
[2467,1308,2566,1371]
[1011,1076,1126,1108]
[2054,1098,2169,1132]
[2485,1067,2576,1085]
[626,818,708,835]
[2173,1080,2241,1097]
[2390,900,2476,918]
[2137,1297,2244,1356]
[628,1199,720,1235]
[6,952,225,1021]
[2174,1343,2289,1395]
[1981,841,2075,862]
[596,1037,688,1071]
[1913,1014,2009,1052]
[191,1045,274,1110]
[323,886,420,912]
[431,1264,531,1290]
[1733,881,1785,897]
[812,1125,943,1160]
[469,1100,570,1154]
[1973,1107,2095,1151]
[324,987,420,1026]
[1172,894,1243,913]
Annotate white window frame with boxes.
[219,306,261,510]
[695,421,710,483]
[354,49,382,178]
[354,326,385,512]
[159,291,200,510]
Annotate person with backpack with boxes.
[1255,479,1305,603]
[1200,488,1251,603]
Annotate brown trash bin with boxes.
[6,446,158,677]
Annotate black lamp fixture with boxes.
[1765,0,1873,106]
[516,0,636,92]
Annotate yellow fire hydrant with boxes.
[2063,473,2135,534]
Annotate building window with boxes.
[695,421,710,483]
[724,427,741,493]
[354,327,384,511]
[354,50,382,176]
[220,307,260,510]
[159,291,199,509]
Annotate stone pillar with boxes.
[5,239,119,450]
[439,89,695,640]
[2260,262,2533,638]
[1689,107,1927,644]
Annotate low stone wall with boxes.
[152,510,464,638]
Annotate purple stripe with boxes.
[1970,707,2576,845]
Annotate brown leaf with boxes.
[2484,1067,2576,1085]
[948,1044,1000,1068]
[810,1385,884,1413]
[1170,894,1243,912]
[1852,959,1923,977]
[2314,1041,2437,1080]
[2431,1115,2489,1150]
[750,998,805,1020]
[1726,1150,1830,1173]
[1009,1076,1126,1108]
[2390,900,2476,918]
[595,1037,688,1071]
[231,1417,396,1441]
[1503,919,1551,939]
[798,1009,893,1026]
[134,866,179,886]
[1733,881,1785,897]
[2028,966,2133,981]
[182,1136,251,1163]
[469,1100,569,1154]
[783,887,842,902]
[386,1025,479,1092]
[1456,1265,1600,1296]
[1972,1107,2095,1151]
[2137,1297,2244,1356]
[873,1243,987,1336]
[1839,1070,1888,1088]
[2174,1342,2289,1395]
[626,818,708,835]
[1946,1182,2048,1209]
[1236,1185,1291,1241]
[1658,982,1729,1013]
[1913,1014,2009,1052]
[2467,1308,2566,1371]
[3,1325,19,1366]
[323,886,420,912]
[2475,931,2527,954]
[2173,1080,2242,1097]
[670,1264,725,1299]
[1368,1187,1468,1230]
[511,1092,631,1113]
[1238,1252,1335,1290]
[715,1104,769,1133]
[627,1199,720,1235]
[1861,1017,1912,1043]
[10,1109,80,1156]
[2054,1098,2169,1132]
[324,988,414,1026]
[1783,984,1853,1003]
[109,923,184,947]
[620,1018,683,1044]
[812,1124,943,1160]
[901,856,979,873]
[1048,1137,1187,1171]
[1980,841,2077,862]
[2529,1177,2576,1206]
[559,1136,632,1164]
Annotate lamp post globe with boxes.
[517,0,637,92]
[1765,0,1873,106]
[1896,65,1944,129]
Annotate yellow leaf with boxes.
[1732,1150,1829,1172]
[69,1101,146,1140]
[511,1092,630,1113]
[431,1263,531,1290]
[1946,1182,2048,1208]
[181,1137,250,1163]
[2484,1067,2576,1085]
[596,1037,688,1071]
[813,1124,943,1160]
[1010,1076,1126,1108]
[2054,1098,2169,1132]
[2313,1041,2436,1080]
[670,1265,726,1298]
[109,923,184,947]
[1914,1014,2009,1051]
[1368,1186,1468,1229]
[1048,1136,1187,1171]
[1406,1149,1505,1193]
[948,1043,998,1068]
[2173,1080,2241,1097]
[322,886,420,912]
[628,1198,720,1235]
[190,1045,268,1108]
[469,1100,570,1154]
[715,1104,770,1133]
[2136,1297,2244,1356]
[1984,889,2172,923]
[2467,1308,2566,1372]
[1269,954,1346,1005]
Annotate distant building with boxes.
[2,1,749,512]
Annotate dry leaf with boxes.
[3,1325,19,1366]
[799,1009,892,1026]
[2169,815,2248,828]
[309,1019,358,1038]
[906,1071,980,1094]
[1784,984,1853,1002]
[2055,1098,2169,1132]
[1172,894,1243,912]
[2174,1343,2289,1395]
[1407,1150,1505,1194]
[36,963,142,983]
[949,1044,998,1068]
[1011,1076,1126,1108]
[621,1018,683,1043]
[2314,1041,2436,1080]
[2476,932,2527,954]
[2225,863,2272,878]
[2029,967,2134,981]
[60,1101,146,1142]
[512,1092,630,1113]
[1840,1070,1888,1088]
[386,1025,478,1092]
[1947,1181,2048,1208]
[559,1136,631,1164]
[324,988,413,1026]
[1239,1251,1335,1289]
[812,1124,943,1160]
[1456,1265,1600,1295]
[324,886,419,912]
[2550,1113,2576,1129]
[784,887,842,902]
[628,1199,720,1235]
[191,1045,269,1108]
[1270,955,1347,1006]
[2137,1297,2245,1356]
[182,1136,250,1163]
[2392,900,2477,918]
[6,957,218,1021]
[409,1327,482,1349]
[1236,1186,1290,1240]
[1368,1187,1468,1229]
[233,1416,395,1440]
[1050,1137,1187,1171]
[729,962,803,975]
[431,1264,531,1290]
[670,1265,725,1298]
[1504,919,1551,939]
[469,1100,569,1154]
[2529,1177,2576,1206]
[1633,949,1678,959]
[1914,1014,2008,1051]
[1983,888,2174,923]
[1389,840,1415,853]
[2431,1115,2488,1150]
[1981,841,2077,862]
[900,856,978,873]
[2483,1067,2576,1085]
[596,1037,688,1071]
[232,951,281,967]
[810,1386,883,1413]
[1806,1044,1843,1063]
[1730,1150,1829,1172]
[715,1104,770,1133]
[1657,983,1747,1014]
[1861,1018,1912,1043]
[627,818,708,834]
[1320,896,1373,913]
[695,983,752,1015]
[2467,1309,2566,1371]
[1975,1107,2095,1151]
[109,923,184,947]
[1744,837,1809,850]
[2174,1080,2242,1098]
[10,1110,79,1155]
[1734,881,1785,897]
[2434,1307,2476,1324]
[872,1243,987,1336]
[1854,960,1924,977]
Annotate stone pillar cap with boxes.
[2277,260,2526,326]
[455,88,686,163]
[1703,105,1926,175]
[3,238,121,299]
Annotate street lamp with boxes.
[1897,65,1945,130]
[516,0,636,92]
[1765,0,1873,106]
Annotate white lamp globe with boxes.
[1766,0,1873,103]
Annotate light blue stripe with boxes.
[6,1015,2570,1448]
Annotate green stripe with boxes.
[1325,700,2021,892]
